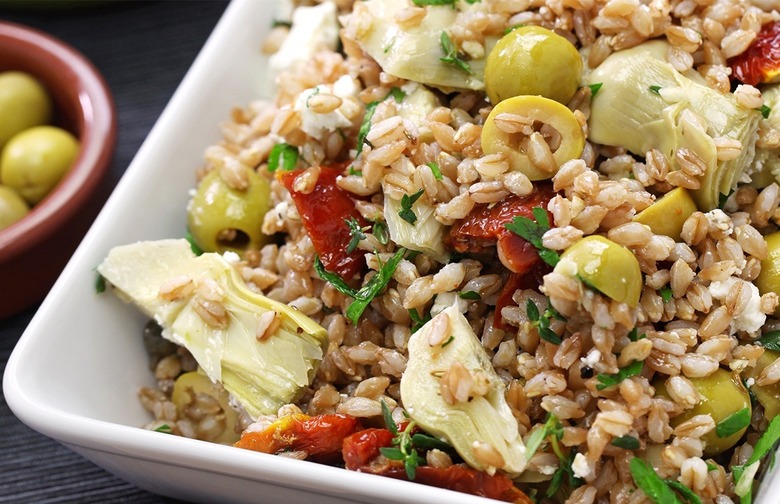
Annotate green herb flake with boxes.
[411,433,454,453]
[95,272,106,294]
[665,479,702,504]
[458,290,481,300]
[630,458,683,504]
[387,87,406,103]
[154,424,174,434]
[379,399,427,480]
[412,0,455,5]
[718,189,735,210]
[526,298,563,345]
[345,217,368,254]
[757,330,780,351]
[399,189,425,225]
[546,449,583,498]
[611,435,640,450]
[347,165,362,177]
[627,327,646,342]
[441,335,455,347]
[505,207,560,267]
[344,248,407,325]
[268,143,299,172]
[659,287,674,303]
[427,161,443,181]
[314,256,357,298]
[706,462,718,472]
[762,104,772,119]
[439,31,473,75]
[356,101,379,156]
[596,360,644,390]
[271,19,292,28]
[373,220,390,245]
[409,308,432,333]
[716,407,751,438]
[503,24,524,35]
[649,85,662,95]
[185,229,204,256]
[524,414,563,462]
[588,82,603,97]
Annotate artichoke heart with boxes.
[383,182,449,264]
[588,40,760,210]
[97,239,328,419]
[751,83,780,187]
[346,0,497,92]
[400,304,526,476]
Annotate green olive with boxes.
[756,231,780,316]
[171,371,240,444]
[481,95,585,181]
[554,235,642,307]
[0,71,53,150]
[633,187,697,242]
[187,168,272,253]
[0,185,29,230]
[654,369,751,456]
[0,126,80,205]
[744,349,780,421]
[484,25,582,105]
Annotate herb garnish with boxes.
[503,24,524,35]
[526,298,564,345]
[718,189,735,210]
[627,327,646,342]
[409,308,432,333]
[732,415,780,504]
[716,407,751,438]
[588,83,603,97]
[356,88,406,156]
[348,165,363,176]
[630,458,683,504]
[761,104,772,119]
[524,414,564,462]
[314,248,407,325]
[596,360,644,390]
[185,228,204,255]
[649,85,662,95]
[271,19,292,28]
[95,272,106,294]
[659,287,673,303]
[611,435,640,450]
[441,335,455,347]
[505,207,560,267]
[399,189,425,225]
[268,143,299,172]
[373,221,390,245]
[547,449,583,498]
[154,424,174,434]
[345,217,369,254]
[427,162,443,181]
[756,330,780,351]
[412,0,456,5]
[439,31,473,75]
[665,480,702,504]
[459,290,481,300]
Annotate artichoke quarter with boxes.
[587,40,760,210]
[750,83,780,186]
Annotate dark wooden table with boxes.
[0,2,229,502]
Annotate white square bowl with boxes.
[5,0,780,503]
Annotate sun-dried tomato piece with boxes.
[731,21,780,85]
[342,428,396,471]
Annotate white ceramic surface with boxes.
[6,0,780,502]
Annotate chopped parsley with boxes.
[373,220,390,245]
[715,407,751,438]
[387,87,406,103]
[659,287,674,303]
[439,31,473,75]
[412,0,455,5]
[441,335,455,347]
[95,272,106,294]
[345,217,369,254]
[627,327,646,342]
[154,424,174,434]
[756,330,780,351]
[630,458,683,504]
[505,207,560,267]
[356,88,406,156]
[761,104,772,119]
[348,165,363,177]
[649,85,662,95]
[399,188,425,225]
[596,360,644,390]
[587,82,603,97]
[185,228,204,255]
[611,435,640,450]
[718,189,735,210]
[267,143,299,172]
[732,415,780,504]
[458,290,481,300]
[409,308,432,333]
[524,414,564,462]
[526,298,564,345]
[504,24,524,35]
[547,449,583,498]
[271,19,292,28]
[427,161,443,181]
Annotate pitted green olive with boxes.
[0,126,80,205]
[554,235,642,307]
[654,369,751,456]
[0,71,52,150]
[755,231,780,316]
[633,187,697,242]
[187,168,271,253]
[484,26,582,105]
[481,95,585,181]
[0,185,29,230]
[744,349,780,421]
[172,371,240,444]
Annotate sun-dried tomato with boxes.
[730,21,780,85]
[279,164,367,281]
[342,428,396,471]
[494,261,551,330]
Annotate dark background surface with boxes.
[0,2,229,502]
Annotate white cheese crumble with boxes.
[269,2,339,77]
[705,209,733,236]
[709,277,765,335]
[430,292,469,317]
[222,251,241,264]
[572,452,591,479]
[294,75,359,140]
[581,349,602,368]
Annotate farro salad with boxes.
[97,0,780,502]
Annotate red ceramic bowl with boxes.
[0,21,116,319]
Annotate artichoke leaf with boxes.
[752,83,780,187]
[383,182,449,263]
[588,40,760,210]
[346,0,497,92]
[400,304,527,476]
[97,239,328,419]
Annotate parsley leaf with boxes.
[356,101,379,156]
[441,335,455,347]
[611,435,640,450]
[345,248,407,325]
[459,290,481,300]
[412,0,455,5]
[718,189,735,210]
[439,31,473,75]
[665,480,702,504]
[399,189,424,225]
[268,143,299,172]
[409,308,432,333]
[649,85,662,95]
[596,360,644,390]
[756,330,780,351]
[628,327,646,342]
[427,161,443,180]
[185,228,204,256]
[659,287,673,303]
[345,217,368,254]
[630,458,683,504]
[762,104,772,119]
[154,424,174,434]
[314,256,357,298]
[525,298,563,345]
[505,207,559,267]
[588,82,603,97]
[504,24,524,35]
[95,272,106,294]
[546,449,583,498]
[524,414,563,462]
[716,407,751,438]
[387,87,406,103]
[379,400,427,480]
[373,220,389,245]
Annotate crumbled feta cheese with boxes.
[269,2,339,77]
[705,209,733,236]
[538,465,557,476]
[746,377,755,388]
[222,251,241,264]
[572,452,591,479]
[582,349,601,368]
[709,277,765,335]
[294,75,359,140]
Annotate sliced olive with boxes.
[744,349,780,421]
[654,369,751,456]
[0,185,29,230]
[187,168,272,253]
[554,235,642,307]
[755,231,780,316]
[481,95,585,181]
[633,187,697,242]
[171,371,241,444]
[484,25,582,105]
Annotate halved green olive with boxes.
[481,95,585,181]
[755,231,780,316]
[554,235,642,307]
[633,187,697,242]
[484,25,582,105]
[654,369,751,456]
[187,168,272,253]
[172,371,241,444]
[0,71,52,150]
[0,185,29,230]
[744,349,780,421]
